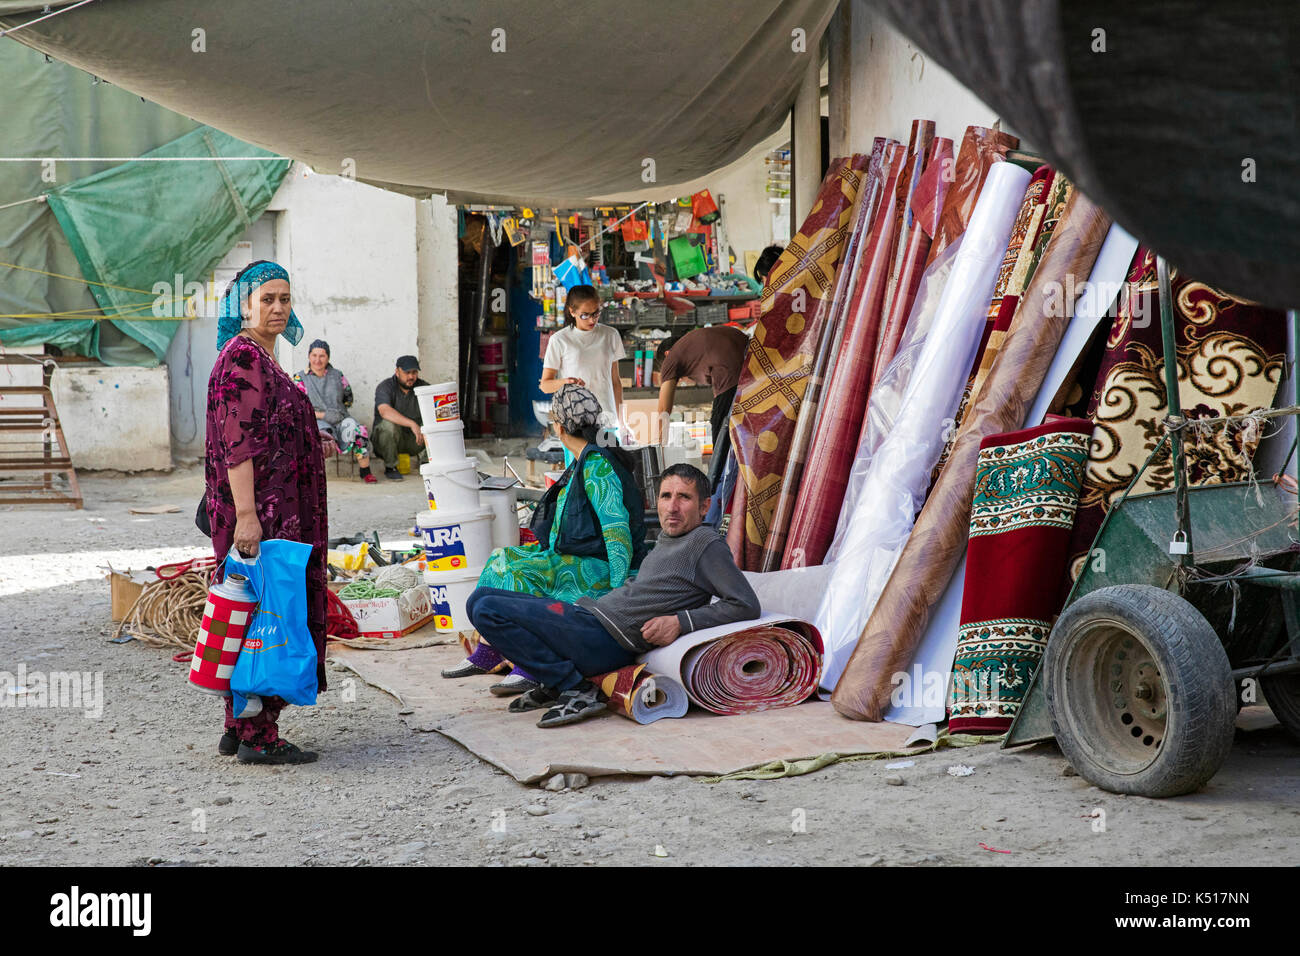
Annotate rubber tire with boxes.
[1261,674,1300,743]
[1045,584,1236,798]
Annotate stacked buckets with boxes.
[414,381,519,634]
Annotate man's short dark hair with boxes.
[655,334,685,368]
[754,244,784,283]
[658,463,710,502]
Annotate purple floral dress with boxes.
[205,335,329,704]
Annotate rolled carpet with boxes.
[589,664,689,724]
[814,160,1032,695]
[642,615,823,716]
[832,189,1110,722]
[947,417,1092,734]
[729,155,870,570]
[758,140,897,571]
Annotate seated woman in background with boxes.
[442,384,648,701]
[294,339,377,483]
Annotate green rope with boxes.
[338,580,402,600]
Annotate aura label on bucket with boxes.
[428,584,453,629]
[423,524,469,570]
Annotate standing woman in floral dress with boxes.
[205,260,331,765]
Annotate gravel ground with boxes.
[1,461,1297,867]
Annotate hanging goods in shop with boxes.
[415,381,459,423]
[832,190,1110,722]
[189,554,258,695]
[667,234,708,279]
[477,335,507,369]
[691,189,721,224]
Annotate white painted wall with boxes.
[52,365,171,471]
[847,2,1002,152]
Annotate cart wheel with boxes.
[1045,584,1236,797]
[1261,674,1300,743]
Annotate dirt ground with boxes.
[2,457,1297,868]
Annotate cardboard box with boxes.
[340,595,433,639]
[108,570,155,622]
[623,397,664,445]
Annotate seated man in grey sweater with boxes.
[466,463,761,728]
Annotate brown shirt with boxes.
[660,325,749,396]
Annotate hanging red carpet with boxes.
[832,189,1110,721]
[729,155,870,570]
[947,417,1093,734]
[1061,247,1288,585]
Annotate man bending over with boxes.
[466,464,760,728]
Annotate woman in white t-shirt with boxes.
[540,284,626,437]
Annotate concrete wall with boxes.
[846,1,1002,152]
[52,365,171,471]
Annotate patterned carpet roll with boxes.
[832,190,1110,722]
[1061,247,1288,588]
[729,155,870,570]
[590,664,689,724]
[948,418,1092,734]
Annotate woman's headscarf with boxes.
[552,383,602,434]
[308,338,330,357]
[216,260,305,351]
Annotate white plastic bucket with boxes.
[420,457,480,512]
[416,507,494,571]
[420,418,466,466]
[479,485,520,550]
[424,565,483,633]
[415,381,459,424]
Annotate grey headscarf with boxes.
[552,383,602,434]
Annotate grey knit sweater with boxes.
[578,525,761,653]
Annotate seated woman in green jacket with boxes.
[442,384,647,697]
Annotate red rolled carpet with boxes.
[948,416,1093,734]
[780,140,912,569]
[678,624,823,715]
[758,141,895,571]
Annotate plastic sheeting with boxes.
[37,126,290,362]
[812,161,1032,695]
[832,190,1111,722]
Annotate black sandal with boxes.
[508,686,560,713]
[536,682,606,728]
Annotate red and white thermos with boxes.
[189,566,257,695]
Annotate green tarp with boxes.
[0,41,290,364]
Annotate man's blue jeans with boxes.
[466,587,637,692]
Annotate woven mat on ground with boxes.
[325,620,459,651]
[326,643,920,783]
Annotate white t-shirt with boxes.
[543,324,626,426]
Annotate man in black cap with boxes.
[372,355,429,480]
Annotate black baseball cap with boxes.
[395,355,421,371]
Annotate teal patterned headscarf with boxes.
[216,260,305,351]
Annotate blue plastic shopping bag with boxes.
[229,539,318,715]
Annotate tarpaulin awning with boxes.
[867,0,1300,307]
[0,0,837,207]
[0,39,291,363]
